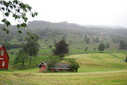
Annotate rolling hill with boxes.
[0,20,127,53]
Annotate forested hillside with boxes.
[1,21,127,51]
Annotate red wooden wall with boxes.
[0,45,9,69]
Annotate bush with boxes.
[66,58,80,72]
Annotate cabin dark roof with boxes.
[38,62,70,69]
[38,62,48,67]
[51,63,70,69]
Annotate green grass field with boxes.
[0,52,127,85]
[0,70,127,85]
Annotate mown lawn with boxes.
[0,70,127,85]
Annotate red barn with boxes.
[0,45,9,69]
[38,62,74,72]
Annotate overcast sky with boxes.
[1,0,127,28]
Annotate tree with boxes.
[53,40,69,58]
[0,0,38,33]
[93,48,96,52]
[85,47,88,51]
[84,35,90,44]
[105,42,110,48]
[94,37,99,43]
[98,43,105,52]
[119,41,125,50]
[14,48,28,66]
[84,35,88,41]
[23,34,40,64]
[86,38,90,44]
[66,58,80,72]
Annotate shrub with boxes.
[66,58,80,72]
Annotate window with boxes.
[0,58,3,60]
[2,61,5,66]
[0,50,4,56]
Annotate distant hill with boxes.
[1,20,127,50]
[28,20,127,36]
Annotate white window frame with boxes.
[2,61,5,66]
[0,58,3,60]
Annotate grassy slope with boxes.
[0,53,127,85]
[68,53,127,72]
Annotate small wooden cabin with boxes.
[38,62,74,72]
[38,62,48,72]
[0,45,9,69]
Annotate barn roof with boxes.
[38,62,70,69]
[52,63,70,69]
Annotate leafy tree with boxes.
[86,38,90,44]
[119,41,125,50]
[53,40,69,58]
[98,43,105,52]
[84,35,88,41]
[49,45,52,49]
[0,0,38,33]
[105,42,110,48]
[23,34,40,64]
[85,47,88,51]
[93,48,96,52]
[66,58,80,72]
[84,35,90,44]
[14,48,28,66]
[94,37,99,43]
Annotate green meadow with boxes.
[0,52,127,85]
[0,70,127,85]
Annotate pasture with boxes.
[0,52,127,85]
[0,70,127,85]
